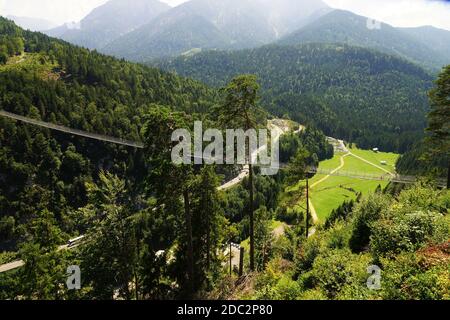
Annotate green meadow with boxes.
[309,148,399,221]
[284,147,400,222]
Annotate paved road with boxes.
[218,120,293,191]
[0,260,25,273]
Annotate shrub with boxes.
[349,194,391,253]
[310,249,370,299]
[370,210,448,258]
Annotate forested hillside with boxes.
[279,10,449,71]
[159,44,434,153]
[0,16,217,250]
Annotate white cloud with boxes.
[323,0,450,30]
[163,0,188,6]
[0,0,449,31]
[0,0,109,24]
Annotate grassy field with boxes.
[309,148,399,221]
[349,146,399,173]
[284,147,400,222]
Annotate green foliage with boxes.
[310,249,371,299]
[378,249,449,300]
[160,43,433,153]
[254,206,273,271]
[280,126,333,164]
[349,193,391,253]
[426,65,450,157]
[244,184,449,301]
[396,64,450,178]
[0,16,217,250]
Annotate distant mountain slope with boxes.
[279,10,449,71]
[5,15,57,32]
[103,10,232,61]
[45,0,170,50]
[103,0,330,61]
[159,44,434,152]
[399,26,450,65]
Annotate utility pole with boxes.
[249,164,255,271]
[306,179,309,238]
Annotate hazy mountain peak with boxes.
[45,0,170,50]
[103,0,330,61]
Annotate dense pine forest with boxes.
[158,44,434,153]
[0,15,448,301]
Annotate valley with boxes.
[0,0,449,302]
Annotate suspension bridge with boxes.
[1,109,446,188]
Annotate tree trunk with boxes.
[249,164,255,271]
[183,190,194,296]
[206,216,211,271]
[203,190,211,271]
[447,160,450,189]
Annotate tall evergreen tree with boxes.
[426,65,450,188]
[217,75,261,271]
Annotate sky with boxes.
[0,0,449,30]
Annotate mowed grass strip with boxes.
[309,148,398,221]
[349,147,399,173]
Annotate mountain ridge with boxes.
[45,0,171,50]
[102,0,330,61]
[279,9,449,71]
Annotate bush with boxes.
[370,210,448,258]
[295,236,322,273]
[0,216,15,240]
[0,52,7,64]
[310,249,370,299]
[349,194,391,253]
[379,250,449,300]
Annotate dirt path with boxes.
[348,152,394,176]
[307,145,394,224]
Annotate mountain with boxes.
[5,15,57,32]
[45,0,170,50]
[279,10,449,71]
[158,43,434,152]
[103,10,232,61]
[399,26,450,66]
[103,0,330,61]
